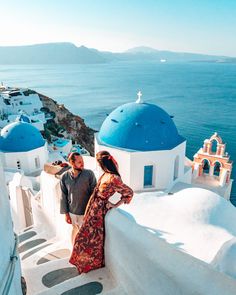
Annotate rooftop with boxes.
[98,101,185,151]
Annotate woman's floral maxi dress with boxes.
[69,173,133,274]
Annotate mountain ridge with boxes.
[0,42,234,64]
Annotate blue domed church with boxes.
[96,93,192,192]
[0,121,48,174]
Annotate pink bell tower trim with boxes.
[192,133,233,195]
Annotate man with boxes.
[60,152,97,243]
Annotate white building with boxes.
[0,86,46,131]
[0,121,48,174]
[48,137,73,156]
[95,95,192,192]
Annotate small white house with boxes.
[95,95,192,192]
[0,121,48,174]
[0,86,46,131]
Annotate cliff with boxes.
[38,93,95,156]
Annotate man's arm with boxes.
[59,175,69,214]
[60,175,72,224]
[89,171,97,195]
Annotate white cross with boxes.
[136,90,143,103]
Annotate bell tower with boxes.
[192,133,233,200]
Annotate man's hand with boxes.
[65,213,72,224]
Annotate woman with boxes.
[69,150,133,274]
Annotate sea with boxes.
[0,61,236,205]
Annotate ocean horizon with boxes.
[1,61,235,204]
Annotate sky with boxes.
[0,0,236,56]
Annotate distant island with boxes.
[0,42,235,64]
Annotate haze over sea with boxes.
[1,61,236,204]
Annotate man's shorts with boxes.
[69,213,84,228]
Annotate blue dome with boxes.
[17,114,31,123]
[0,122,45,152]
[98,102,185,151]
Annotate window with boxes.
[3,99,11,105]
[16,160,21,170]
[9,92,22,97]
[35,157,40,169]
[213,162,221,176]
[203,159,210,174]
[144,165,153,187]
[23,89,36,96]
[211,139,217,154]
[173,156,179,180]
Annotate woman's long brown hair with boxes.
[96,151,120,177]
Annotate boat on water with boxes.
[160,59,167,63]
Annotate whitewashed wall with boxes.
[0,159,22,295]
[129,141,186,191]
[96,136,187,192]
[3,145,48,174]
[105,210,236,295]
[39,171,72,242]
[8,173,33,232]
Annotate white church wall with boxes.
[129,150,159,191]
[4,151,28,172]
[0,151,6,166]
[180,166,192,184]
[0,160,22,295]
[96,137,186,192]
[129,141,186,191]
[3,145,48,174]
[175,156,193,186]
[82,155,100,180]
[83,155,97,171]
[95,138,131,185]
[105,209,236,295]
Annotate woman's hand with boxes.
[106,202,115,210]
[123,197,132,204]
[107,199,127,210]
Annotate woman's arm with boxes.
[106,174,133,209]
[106,199,124,210]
